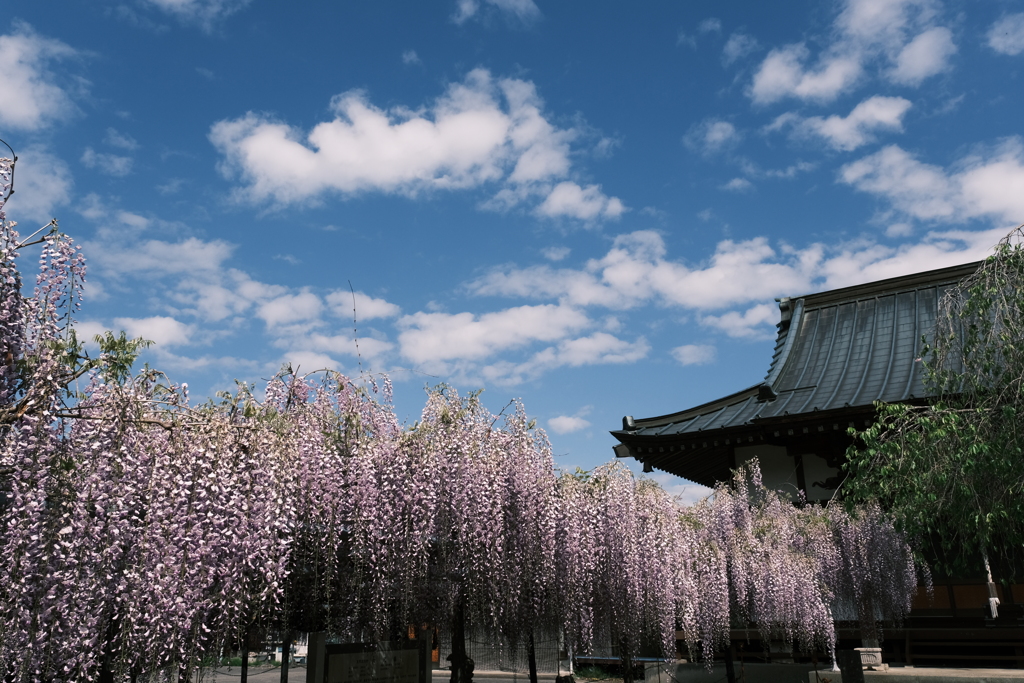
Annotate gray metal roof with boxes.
[618,261,980,440]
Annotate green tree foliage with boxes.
[844,226,1024,579]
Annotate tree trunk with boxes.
[241,631,249,683]
[280,631,290,683]
[619,637,634,683]
[724,644,736,683]
[448,599,473,683]
[97,614,118,683]
[528,631,538,683]
[858,595,878,648]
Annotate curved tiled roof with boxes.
[616,261,980,440]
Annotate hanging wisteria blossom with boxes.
[0,164,924,682]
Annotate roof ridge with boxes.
[796,261,980,308]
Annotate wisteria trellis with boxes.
[0,156,922,682]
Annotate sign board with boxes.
[313,640,427,683]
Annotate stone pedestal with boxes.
[854,647,887,671]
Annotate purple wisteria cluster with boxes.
[553,462,923,674]
[0,174,923,681]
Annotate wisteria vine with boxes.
[0,159,923,682]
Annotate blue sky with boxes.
[3,0,1023,501]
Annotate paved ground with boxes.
[202,666,575,682]
[204,665,306,681]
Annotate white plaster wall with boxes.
[734,445,801,500]
[801,453,839,502]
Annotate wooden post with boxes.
[306,632,326,683]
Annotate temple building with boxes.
[610,261,979,502]
[611,261,1024,668]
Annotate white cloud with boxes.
[268,309,398,371]
[116,211,150,229]
[69,189,1013,392]
[750,44,862,104]
[453,0,479,23]
[77,204,387,372]
[0,23,78,132]
[467,225,1006,328]
[277,350,341,374]
[700,303,778,338]
[105,128,139,151]
[402,50,421,65]
[988,13,1024,56]
[768,96,912,151]
[325,290,401,321]
[542,246,570,261]
[113,316,194,347]
[723,32,759,65]
[211,69,620,220]
[676,32,698,49]
[141,0,252,30]
[749,0,954,104]
[471,231,813,311]
[890,27,956,85]
[671,344,717,366]
[89,236,236,277]
[73,321,109,345]
[548,415,590,434]
[466,227,1001,383]
[298,333,394,361]
[452,0,541,24]
[886,222,914,238]
[840,139,1024,225]
[157,178,185,195]
[811,227,1005,287]
[491,0,541,21]
[548,405,593,434]
[535,182,625,221]
[77,203,298,333]
[684,119,741,155]
[396,303,590,365]
[482,332,650,385]
[721,177,753,192]
[257,290,323,328]
[842,146,952,220]
[81,147,133,176]
[3,145,73,224]
[678,18,722,49]
[540,332,648,366]
[651,473,713,506]
[699,18,722,34]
